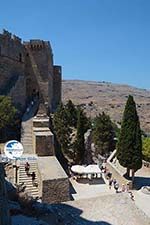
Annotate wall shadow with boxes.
[134,176,150,190]
[76,177,105,185]
[51,203,113,225]
[33,202,113,225]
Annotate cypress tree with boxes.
[92,112,115,156]
[73,108,90,164]
[117,95,142,181]
[65,100,77,127]
[53,103,71,155]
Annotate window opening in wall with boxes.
[19,53,22,62]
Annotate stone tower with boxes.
[0,29,62,114]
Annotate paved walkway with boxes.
[70,174,115,200]
[21,100,39,154]
[37,193,149,225]
[19,101,40,198]
[133,190,150,219]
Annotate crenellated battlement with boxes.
[24,40,52,54]
[0,29,22,43]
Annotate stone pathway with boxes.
[20,101,40,198]
[70,174,115,201]
[48,193,149,225]
[133,189,150,219]
[21,100,39,154]
[18,159,39,199]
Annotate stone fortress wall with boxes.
[0,29,61,113]
[0,29,69,204]
[0,30,26,110]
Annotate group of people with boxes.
[25,162,36,185]
[101,164,134,200]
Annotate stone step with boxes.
[22,138,33,141]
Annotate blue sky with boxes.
[0,0,150,89]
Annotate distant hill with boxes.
[62,80,150,133]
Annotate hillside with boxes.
[62,80,150,133]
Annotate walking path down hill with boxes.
[21,101,38,154]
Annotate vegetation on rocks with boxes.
[142,137,150,162]
[117,95,142,181]
[0,96,19,142]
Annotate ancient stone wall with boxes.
[0,30,26,110]
[0,30,25,62]
[0,30,62,113]
[37,156,70,204]
[42,178,70,203]
[52,65,62,111]
[24,40,54,112]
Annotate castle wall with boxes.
[0,30,25,62]
[0,57,26,110]
[52,65,62,111]
[24,40,54,112]
[0,30,62,113]
[24,53,39,101]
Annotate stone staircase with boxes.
[18,160,39,198]
[20,101,40,198]
[21,100,39,154]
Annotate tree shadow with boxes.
[134,176,150,190]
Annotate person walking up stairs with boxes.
[18,160,39,199]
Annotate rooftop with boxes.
[37,156,68,180]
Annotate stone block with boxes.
[33,128,54,156]
[37,156,70,203]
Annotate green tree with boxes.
[0,96,17,141]
[65,100,77,127]
[73,108,90,164]
[92,112,115,156]
[53,103,71,156]
[117,95,142,181]
[0,96,16,129]
[142,137,150,162]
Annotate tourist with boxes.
[31,172,36,185]
[109,178,113,189]
[107,171,112,180]
[26,107,30,113]
[114,182,119,193]
[129,192,134,201]
[126,183,130,192]
[122,184,125,192]
[25,162,30,175]
[31,101,34,106]
[113,178,117,186]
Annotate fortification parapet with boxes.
[12,34,22,43]
[2,29,11,38]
